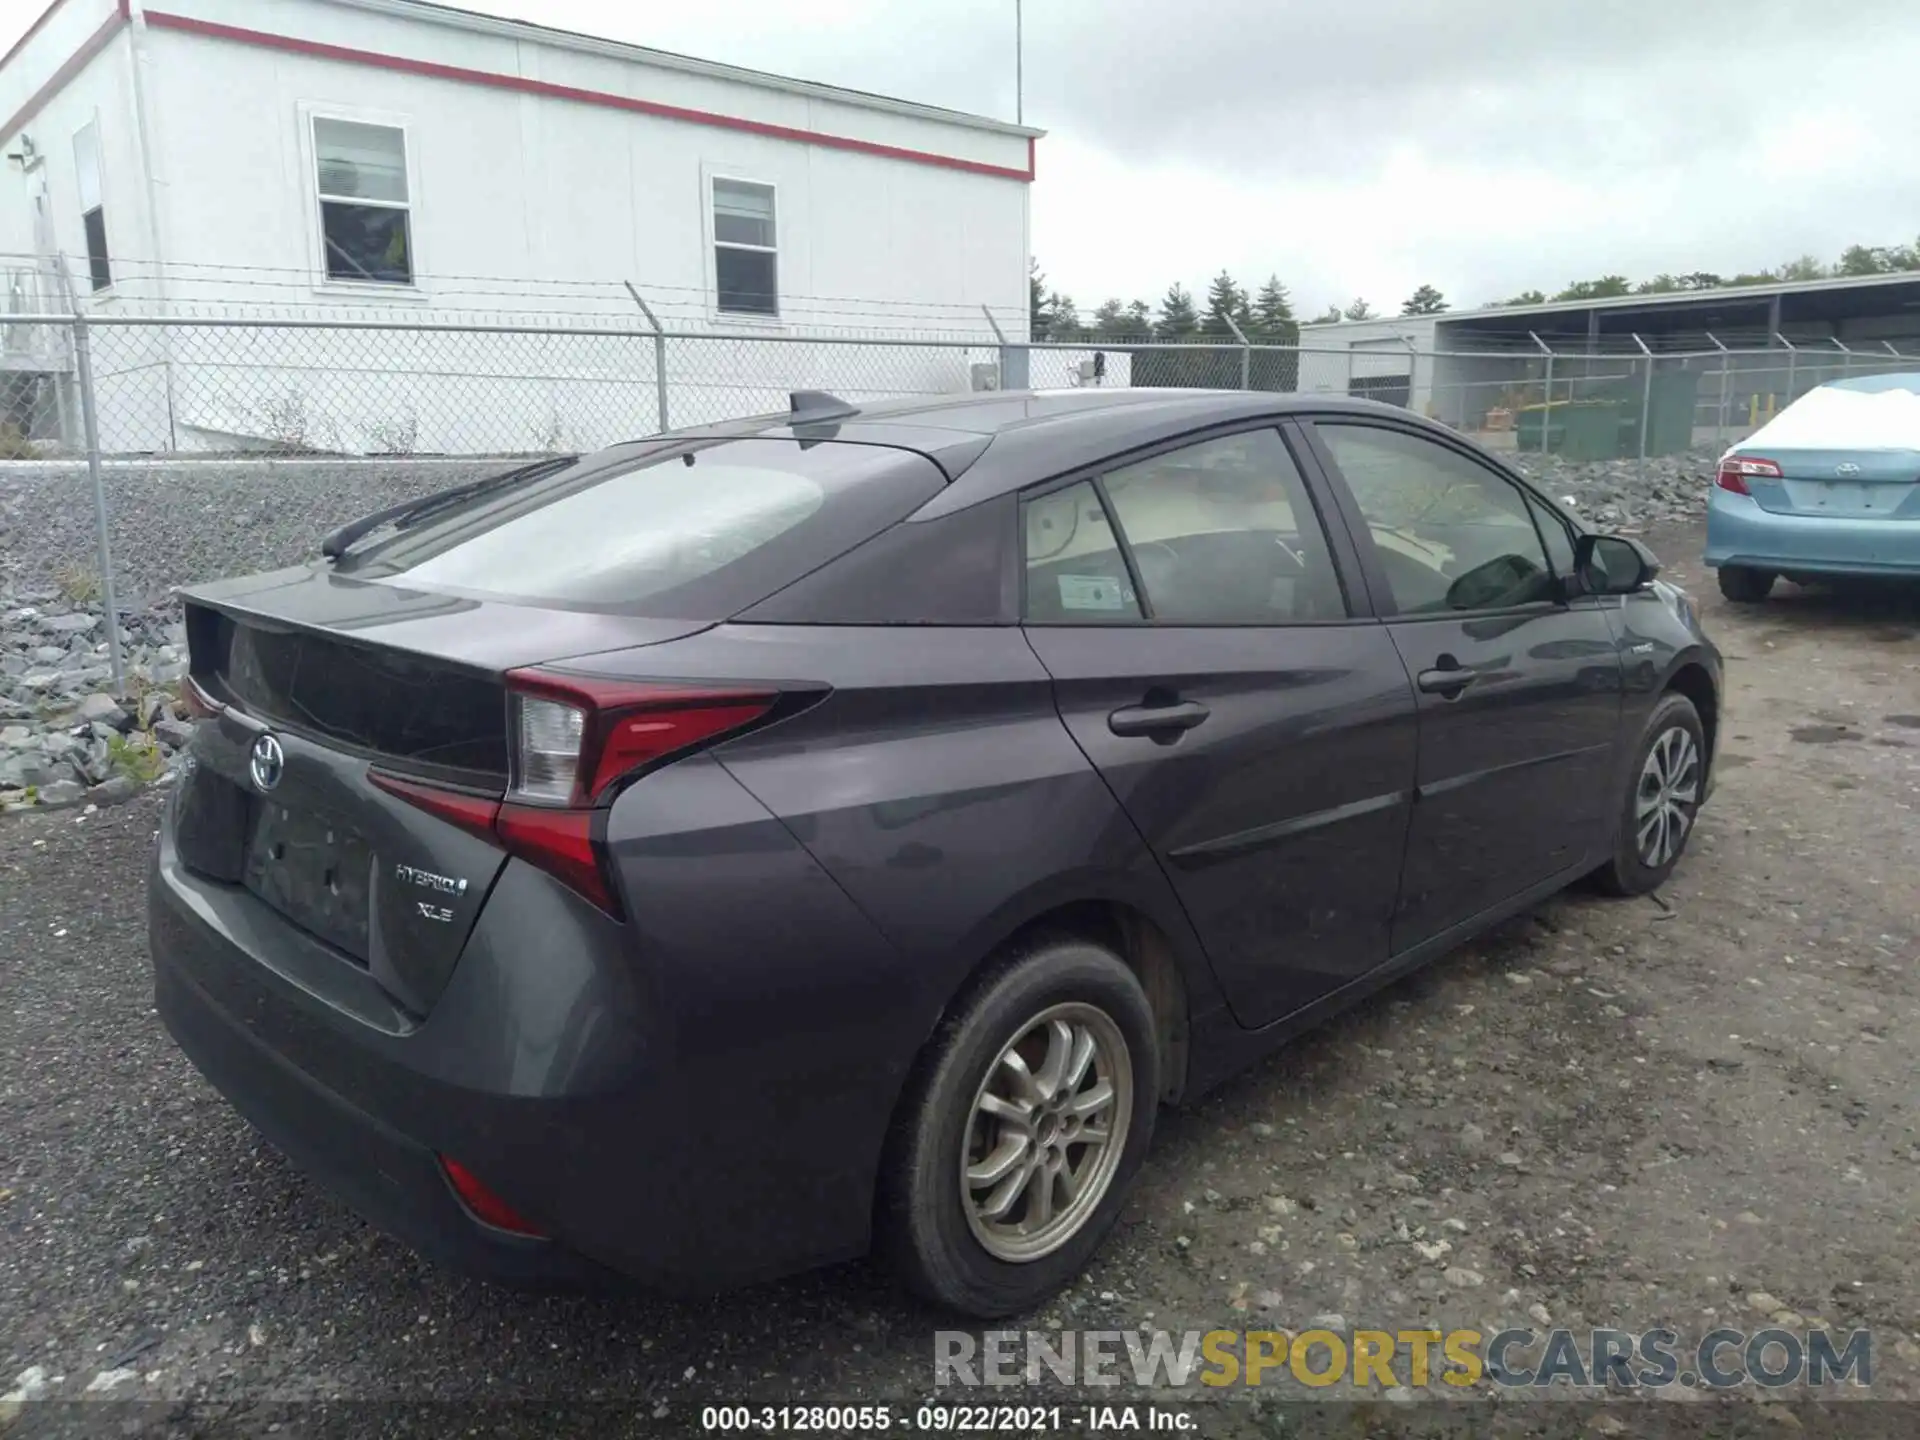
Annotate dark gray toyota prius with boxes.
[150,388,1722,1317]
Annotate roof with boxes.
[1829,373,1920,394]
[667,387,1416,517]
[323,0,1045,139]
[1304,270,1920,334]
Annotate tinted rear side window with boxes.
[357,438,947,617]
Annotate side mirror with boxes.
[1573,533,1660,595]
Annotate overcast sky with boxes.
[9,0,1918,316]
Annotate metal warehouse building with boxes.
[1300,273,1920,450]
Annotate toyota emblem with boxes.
[249,733,285,792]
[1834,462,1862,477]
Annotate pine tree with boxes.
[1200,271,1248,337]
[1311,304,1344,325]
[1401,284,1449,315]
[1250,276,1297,341]
[1029,259,1049,339]
[1125,300,1154,336]
[1343,298,1376,321]
[1048,293,1081,339]
[1091,298,1132,340]
[1155,283,1200,339]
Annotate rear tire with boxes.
[877,937,1158,1318]
[1716,565,1775,603]
[1593,692,1706,897]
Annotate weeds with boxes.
[107,731,166,783]
[53,563,101,605]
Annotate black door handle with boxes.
[1108,699,1211,738]
[1417,665,1477,697]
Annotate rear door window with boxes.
[1022,480,1141,622]
[1098,429,1347,623]
[356,438,947,617]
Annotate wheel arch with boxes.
[1661,656,1720,783]
[913,874,1215,1110]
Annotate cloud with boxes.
[11,0,1913,315]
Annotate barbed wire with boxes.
[1,250,1033,321]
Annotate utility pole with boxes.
[1015,0,1024,124]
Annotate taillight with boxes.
[370,672,779,917]
[1716,455,1781,495]
[505,671,776,807]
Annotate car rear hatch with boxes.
[169,434,948,1017]
[1736,447,1920,520]
[173,580,715,1015]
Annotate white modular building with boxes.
[0,0,1044,451]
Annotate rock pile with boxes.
[1,593,192,812]
[1510,446,1715,530]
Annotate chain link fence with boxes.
[3,309,1915,693]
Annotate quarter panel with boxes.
[694,626,1226,1029]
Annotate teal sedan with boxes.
[1706,373,1920,602]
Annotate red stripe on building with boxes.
[0,7,127,145]
[141,9,1036,182]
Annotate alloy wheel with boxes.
[960,1002,1133,1263]
[1636,725,1700,869]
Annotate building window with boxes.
[713,178,777,316]
[73,121,110,292]
[313,117,413,285]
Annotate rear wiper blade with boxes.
[320,454,579,562]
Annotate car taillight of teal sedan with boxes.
[1706,372,1920,602]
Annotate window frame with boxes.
[1018,419,1371,628]
[1297,415,1579,622]
[71,117,111,294]
[1524,490,1582,584]
[705,170,781,322]
[300,103,424,296]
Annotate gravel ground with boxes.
[5,519,1920,1433]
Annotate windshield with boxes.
[356,438,947,616]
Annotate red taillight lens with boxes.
[1717,455,1781,495]
[506,671,777,808]
[439,1156,546,1236]
[494,804,608,912]
[371,673,780,917]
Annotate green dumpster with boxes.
[1517,400,1627,460]
[1581,371,1702,458]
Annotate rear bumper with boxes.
[1705,489,1920,576]
[154,939,612,1289]
[147,756,912,1293]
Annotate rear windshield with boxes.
[349,438,946,616]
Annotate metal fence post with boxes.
[1632,334,1653,483]
[623,282,670,433]
[1528,332,1552,453]
[982,305,1028,390]
[1706,332,1730,446]
[1831,337,1852,379]
[1775,333,1796,411]
[70,311,125,696]
[1222,313,1252,390]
